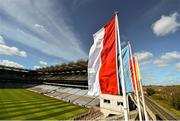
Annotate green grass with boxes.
[150,95,180,118]
[0,89,88,120]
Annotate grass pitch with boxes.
[0,89,88,120]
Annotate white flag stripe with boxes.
[88,28,104,97]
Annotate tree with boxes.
[146,88,156,96]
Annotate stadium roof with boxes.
[0,65,33,72]
[36,60,88,73]
[0,60,88,74]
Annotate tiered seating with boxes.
[29,86,44,93]
[87,98,100,107]
[62,89,81,101]
[34,60,88,87]
[56,92,72,99]
[66,94,83,102]
[28,84,99,107]
[51,88,71,99]
[73,96,94,106]
[0,60,88,88]
[29,85,58,94]
[50,91,64,97]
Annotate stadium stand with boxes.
[0,60,88,87]
[0,60,141,120]
[27,84,99,107]
[0,60,100,108]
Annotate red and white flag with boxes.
[88,17,120,96]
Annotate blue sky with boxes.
[0,0,180,85]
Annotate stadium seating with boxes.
[0,60,100,108]
[27,84,99,107]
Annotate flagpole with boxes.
[115,12,129,121]
[128,41,142,121]
[127,94,130,112]
[135,56,149,121]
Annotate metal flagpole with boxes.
[128,41,142,121]
[127,94,130,112]
[135,56,149,121]
[115,12,129,121]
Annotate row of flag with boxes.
[88,16,141,97]
[87,13,148,121]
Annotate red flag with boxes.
[88,16,120,96]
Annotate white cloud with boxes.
[134,51,153,62]
[0,35,5,44]
[153,51,180,67]
[34,60,48,69]
[34,24,44,28]
[152,12,180,36]
[0,60,24,68]
[0,44,27,58]
[33,65,40,69]
[39,60,48,65]
[176,63,180,71]
[34,24,47,32]
[0,34,27,58]
[0,0,87,61]
[139,60,152,65]
[153,59,168,67]
[135,51,180,67]
[161,51,180,61]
